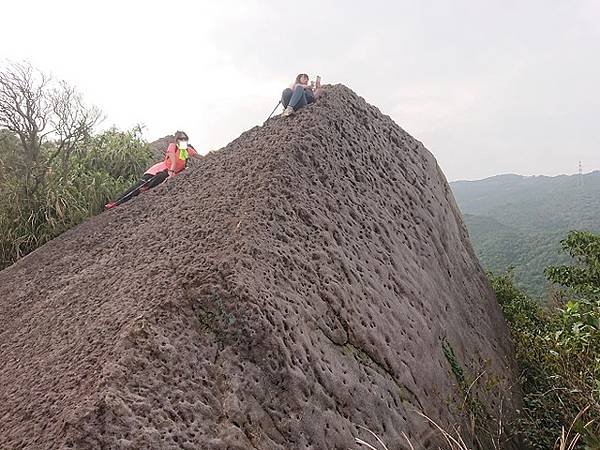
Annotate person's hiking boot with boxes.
[283,106,294,117]
[104,202,117,210]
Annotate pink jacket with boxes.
[145,161,168,176]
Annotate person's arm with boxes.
[313,76,323,98]
[167,151,177,177]
[292,82,310,90]
[189,145,202,159]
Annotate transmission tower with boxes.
[577,161,584,229]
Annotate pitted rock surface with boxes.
[149,134,174,159]
[0,85,520,449]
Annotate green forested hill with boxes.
[451,171,600,297]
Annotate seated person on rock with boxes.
[105,130,201,209]
[281,73,322,117]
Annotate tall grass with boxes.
[353,409,592,450]
[0,127,153,269]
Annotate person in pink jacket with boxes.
[105,131,200,209]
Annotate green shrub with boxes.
[490,231,600,448]
[0,127,153,269]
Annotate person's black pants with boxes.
[113,170,169,205]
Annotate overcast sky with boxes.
[2,0,599,181]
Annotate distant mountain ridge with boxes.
[451,171,600,297]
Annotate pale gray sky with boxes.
[2,0,599,181]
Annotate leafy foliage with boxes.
[0,127,153,269]
[0,62,156,269]
[490,231,600,448]
[545,231,600,298]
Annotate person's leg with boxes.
[144,170,169,189]
[296,92,308,110]
[112,174,152,205]
[281,88,293,108]
[288,85,306,109]
[305,89,315,104]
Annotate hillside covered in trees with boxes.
[451,171,600,297]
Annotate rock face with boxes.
[149,134,174,160]
[0,85,521,449]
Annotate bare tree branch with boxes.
[0,62,50,166]
[0,60,102,197]
[49,80,102,172]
